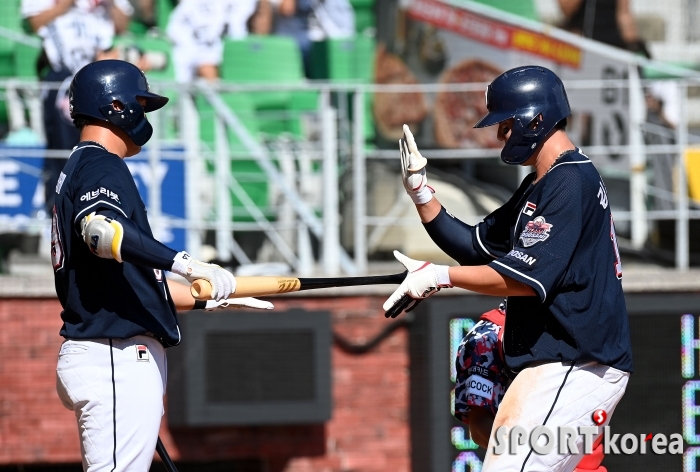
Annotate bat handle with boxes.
[191,279,213,300]
[156,436,178,472]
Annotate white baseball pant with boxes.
[482,360,629,472]
[56,336,167,471]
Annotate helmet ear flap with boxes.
[98,99,149,145]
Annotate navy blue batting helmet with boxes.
[69,60,169,146]
[473,65,571,165]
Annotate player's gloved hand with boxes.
[171,251,236,302]
[205,298,273,311]
[383,250,452,318]
[400,124,433,204]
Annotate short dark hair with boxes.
[555,118,568,130]
[73,116,95,130]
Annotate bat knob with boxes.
[191,279,213,300]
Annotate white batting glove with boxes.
[205,298,274,311]
[400,124,433,204]
[171,251,236,302]
[383,250,452,318]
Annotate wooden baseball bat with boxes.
[190,271,408,300]
[156,436,178,472]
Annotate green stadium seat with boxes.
[0,0,30,130]
[353,9,376,34]
[13,42,40,79]
[156,0,176,32]
[0,53,13,77]
[0,0,22,54]
[349,0,375,33]
[308,36,375,141]
[222,36,315,136]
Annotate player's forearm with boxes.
[415,195,442,223]
[168,279,199,311]
[448,265,536,297]
[111,6,130,34]
[467,407,496,449]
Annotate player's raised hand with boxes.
[171,252,236,301]
[400,124,433,204]
[205,297,274,311]
[383,250,452,318]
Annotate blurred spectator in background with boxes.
[272,0,355,76]
[558,0,645,53]
[21,0,134,215]
[167,0,355,82]
[127,0,156,29]
[166,0,258,82]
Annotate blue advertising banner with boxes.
[0,145,186,251]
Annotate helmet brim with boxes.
[473,110,514,129]
[139,92,169,113]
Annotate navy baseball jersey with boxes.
[51,142,180,345]
[475,149,633,373]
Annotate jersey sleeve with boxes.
[71,155,135,234]
[489,169,584,301]
[475,174,536,260]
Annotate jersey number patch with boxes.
[51,206,64,271]
[610,214,622,279]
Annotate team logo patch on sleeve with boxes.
[519,216,553,247]
[523,201,537,216]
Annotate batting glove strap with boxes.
[171,251,236,301]
[408,185,435,205]
[382,250,452,316]
[205,298,274,311]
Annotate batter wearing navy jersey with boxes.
[456,305,609,472]
[385,66,632,472]
[51,60,272,472]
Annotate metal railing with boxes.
[1,77,699,273]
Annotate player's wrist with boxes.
[171,251,191,276]
[435,264,452,287]
[409,185,434,205]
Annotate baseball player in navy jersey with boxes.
[51,59,272,472]
[385,65,633,471]
[457,304,608,472]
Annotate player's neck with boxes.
[530,130,575,183]
[80,123,130,158]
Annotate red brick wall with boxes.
[0,296,410,471]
